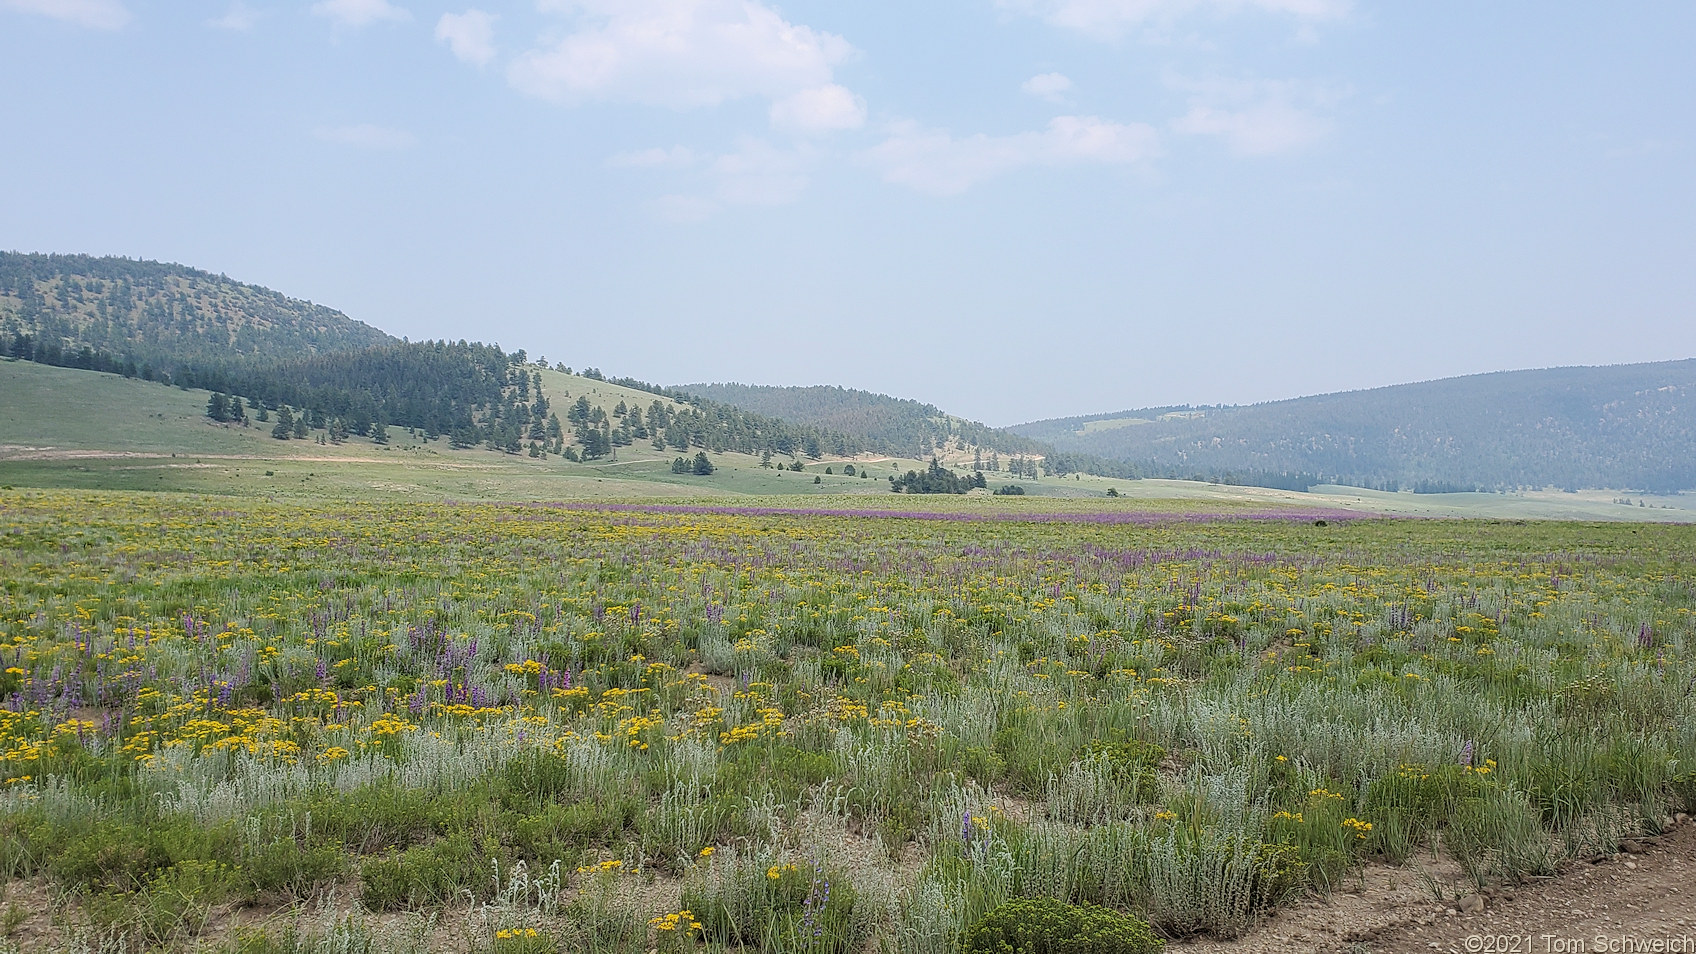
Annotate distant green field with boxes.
[4,361,1692,520]
[0,361,1093,502]
[1077,416,1153,434]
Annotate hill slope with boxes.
[0,360,1014,500]
[679,382,1046,459]
[1015,360,1696,492]
[0,252,393,376]
[0,254,965,471]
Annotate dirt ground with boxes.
[1179,815,1695,954]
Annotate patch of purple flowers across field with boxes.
[532,502,1377,525]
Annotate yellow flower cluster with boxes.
[368,714,417,736]
[650,909,703,933]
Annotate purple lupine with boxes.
[1638,623,1654,650]
[800,860,830,939]
[1458,740,1474,767]
[316,657,329,683]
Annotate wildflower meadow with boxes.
[0,490,1692,952]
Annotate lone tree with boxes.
[692,451,714,475]
[271,406,295,440]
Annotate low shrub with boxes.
[961,897,1163,954]
[242,839,347,899]
[684,851,866,954]
[360,833,494,910]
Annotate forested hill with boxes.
[0,252,393,375]
[1014,359,1696,493]
[0,252,956,466]
[680,382,1047,459]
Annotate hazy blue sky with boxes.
[3,1,1692,425]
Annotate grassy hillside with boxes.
[0,360,1031,501]
[1015,359,1696,493]
[0,252,393,374]
[681,382,1046,459]
[7,360,1692,520]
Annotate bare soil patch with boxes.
[1175,817,1696,954]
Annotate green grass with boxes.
[0,357,271,456]
[4,360,1693,520]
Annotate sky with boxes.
[2,1,1693,426]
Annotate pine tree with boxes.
[693,451,714,475]
[271,406,294,440]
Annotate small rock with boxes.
[1626,861,1638,870]
[1622,839,1645,854]
[1677,812,1690,826]
[1445,908,1457,917]
[1459,894,1486,914]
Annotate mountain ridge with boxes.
[6,251,1695,493]
[0,252,394,375]
[676,381,1046,459]
[1014,358,1696,493]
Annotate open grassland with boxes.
[0,490,1691,952]
[8,360,1696,520]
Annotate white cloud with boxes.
[436,10,496,66]
[1169,76,1335,155]
[614,139,814,220]
[1021,72,1073,102]
[863,115,1159,196]
[647,194,719,224]
[3,0,130,29]
[508,0,854,108]
[769,84,866,135]
[208,1,259,31]
[606,146,700,169]
[709,139,811,205]
[313,124,416,149]
[1000,0,1349,38]
[311,0,409,29]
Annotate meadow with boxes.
[0,489,1691,953]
